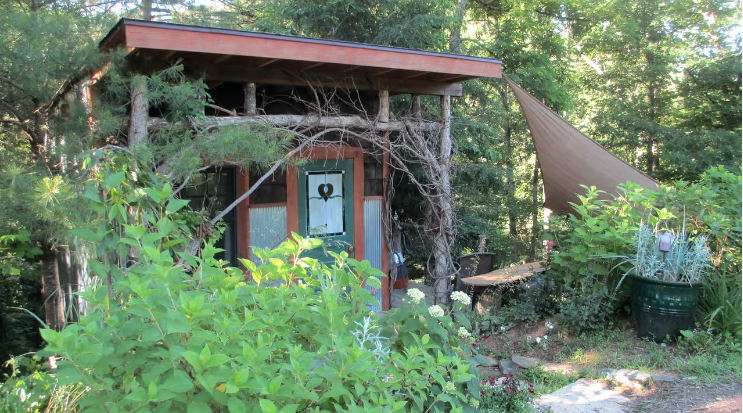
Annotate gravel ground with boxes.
[629,380,742,413]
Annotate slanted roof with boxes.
[100,19,502,96]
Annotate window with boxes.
[306,170,346,237]
[180,169,237,266]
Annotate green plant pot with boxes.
[630,274,700,342]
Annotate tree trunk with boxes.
[129,76,149,147]
[528,158,540,261]
[433,94,454,304]
[141,0,153,20]
[500,83,517,238]
[243,83,257,116]
[40,244,65,331]
[449,0,469,53]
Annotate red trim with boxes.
[286,167,299,239]
[250,202,288,208]
[236,169,250,269]
[119,23,502,79]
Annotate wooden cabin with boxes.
[98,19,503,310]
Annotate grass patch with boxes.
[520,367,583,395]
[480,318,742,385]
[555,326,742,383]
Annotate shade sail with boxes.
[507,78,659,215]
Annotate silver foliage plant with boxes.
[350,316,390,364]
[615,221,711,287]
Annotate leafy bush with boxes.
[0,355,85,413]
[40,169,482,413]
[548,166,742,334]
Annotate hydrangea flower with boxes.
[406,288,425,304]
[457,327,471,338]
[428,305,445,318]
[451,291,472,306]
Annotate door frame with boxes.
[287,144,365,263]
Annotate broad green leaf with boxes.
[259,399,278,413]
[188,401,212,413]
[228,398,248,413]
[105,171,127,189]
[166,199,190,214]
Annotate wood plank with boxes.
[122,23,502,79]
[461,261,546,287]
[200,66,463,96]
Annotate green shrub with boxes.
[0,355,86,413]
[39,172,481,412]
[548,166,742,334]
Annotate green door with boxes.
[297,159,354,265]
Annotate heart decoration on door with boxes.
[317,183,334,201]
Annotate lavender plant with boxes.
[614,221,711,287]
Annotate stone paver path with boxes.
[536,378,631,413]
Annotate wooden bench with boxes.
[461,261,547,310]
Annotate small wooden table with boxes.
[461,261,547,310]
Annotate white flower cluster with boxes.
[535,334,549,346]
[451,291,472,306]
[443,381,456,393]
[457,327,471,339]
[406,288,425,304]
[545,321,554,330]
[428,305,445,318]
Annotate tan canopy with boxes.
[507,78,659,215]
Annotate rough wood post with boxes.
[433,94,453,304]
[411,94,421,119]
[128,75,148,146]
[379,87,389,122]
[244,82,257,116]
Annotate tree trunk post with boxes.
[379,87,390,123]
[40,245,65,331]
[411,94,421,119]
[243,83,257,116]
[128,75,148,147]
[433,94,454,304]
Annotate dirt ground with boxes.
[630,380,742,413]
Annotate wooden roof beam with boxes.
[301,62,325,72]
[258,58,281,68]
[200,66,463,96]
[404,72,430,79]
[212,54,233,65]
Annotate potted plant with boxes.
[615,223,711,342]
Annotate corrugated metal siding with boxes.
[249,206,288,262]
[364,199,383,311]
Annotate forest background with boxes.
[0,0,740,364]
